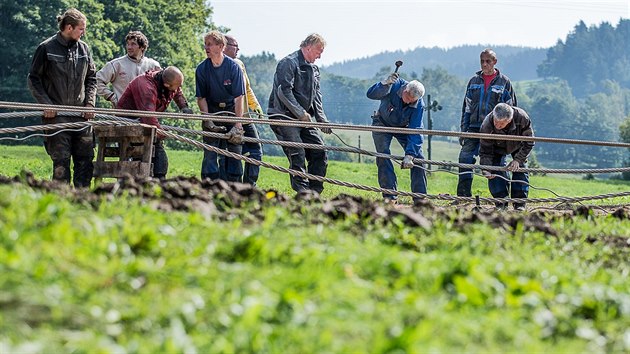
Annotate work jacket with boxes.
[461,69,516,132]
[96,54,161,104]
[367,79,425,156]
[268,49,328,123]
[117,70,188,128]
[28,32,97,107]
[479,106,534,166]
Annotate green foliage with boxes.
[0,179,629,351]
[538,19,630,97]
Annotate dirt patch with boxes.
[1,173,628,248]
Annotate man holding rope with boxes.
[196,30,246,182]
[27,8,97,188]
[480,103,534,211]
[268,33,332,194]
[116,66,190,179]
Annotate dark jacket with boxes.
[461,69,516,132]
[268,49,327,123]
[28,32,97,107]
[117,70,188,128]
[479,106,534,165]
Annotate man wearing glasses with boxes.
[221,34,264,186]
[456,48,517,199]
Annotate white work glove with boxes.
[401,155,414,169]
[506,160,520,172]
[381,72,399,85]
[226,125,244,144]
[482,170,494,179]
[298,112,312,122]
[202,120,227,133]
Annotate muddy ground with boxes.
[1,173,628,249]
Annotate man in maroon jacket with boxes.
[117,66,192,178]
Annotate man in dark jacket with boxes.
[367,74,427,204]
[268,33,332,194]
[27,8,97,187]
[457,49,517,198]
[479,103,534,211]
[117,66,190,179]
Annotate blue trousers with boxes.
[372,130,427,201]
[456,135,480,196]
[218,124,262,185]
[486,153,529,206]
[201,123,243,182]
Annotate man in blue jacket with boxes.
[457,49,516,198]
[367,73,427,204]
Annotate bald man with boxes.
[117,66,191,178]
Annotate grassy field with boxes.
[1,144,629,352]
[1,144,628,206]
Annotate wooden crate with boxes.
[93,125,155,180]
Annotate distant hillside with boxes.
[323,45,548,81]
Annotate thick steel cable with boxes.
[2,101,630,148]
[0,117,628,205]
[3,110,630,176]
[0,126,91,141]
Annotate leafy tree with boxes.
[420,66,465,135]
[538,19,630,97]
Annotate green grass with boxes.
[1,144,629,352]
[2,144,628,206]
[0,180,628,352]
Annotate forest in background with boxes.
[0,1,628,171]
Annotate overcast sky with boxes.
[210,0,628,66]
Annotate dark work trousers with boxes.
[487,153,529,208]
[43,115,94,187]
[201,122,243,182]
[271,122,327,193]
[219,123,262,185]
[152,139,168,179]
[456,129,481,196]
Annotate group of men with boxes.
[27,8,534,210]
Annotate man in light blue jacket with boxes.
[367,74,427,204]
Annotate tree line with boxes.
[1,2,628,173]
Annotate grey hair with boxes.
[493,103,514,121]
[300,33,326,48]
[404,80,425,99]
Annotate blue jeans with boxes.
[219,123,262,185]
[456,134,480,196]
[271,123,327,193]
[487,153,529,207]
[201,122,243,182]
[372,130,427,201]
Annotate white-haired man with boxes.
[367,72,427,204]
[479,102,534,211]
